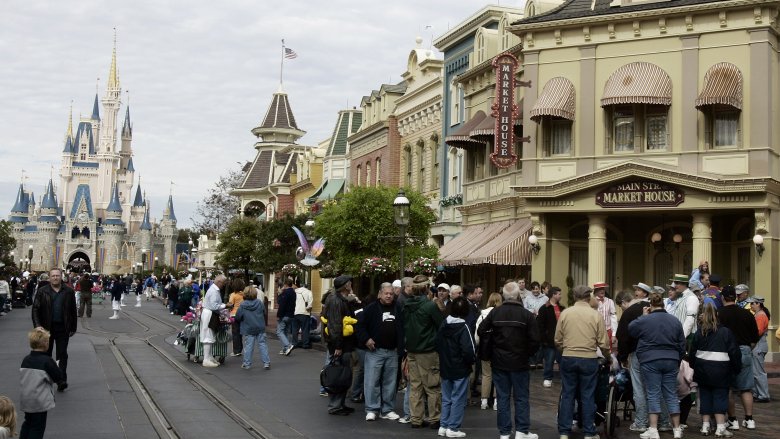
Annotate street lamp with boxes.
[188,236,194,269]
[393,189,411,280]
[154,256,158,271]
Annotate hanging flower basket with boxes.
[360,257,394,276]
[410,257,439,276]
[318,263,338,278]
[281,263,303,279]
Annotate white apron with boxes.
[200,308,215,343]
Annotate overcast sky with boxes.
[0,1,523,228]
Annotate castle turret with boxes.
[101,184,125,274]
[160,195,177,267]
[9,184,29,224]
[138,201,153,270]
[35,179,60,271]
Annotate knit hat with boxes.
[333,275,352,290]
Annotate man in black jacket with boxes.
[323,275,357,415]
[32,268,77,392]
[537,286,565,388]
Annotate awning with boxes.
[530,77,576,122]
[469,100,524,141]
[695,62,743,110]
[444,111,487,149]
[306,181,326,204]
[439,219,533,266]
[601,62,672,107]
[316,178,345,202]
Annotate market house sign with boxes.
[490,52,520,169]
[595,180,685,208]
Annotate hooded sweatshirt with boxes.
[403,295,444,353]
[235,299,266,336]
[436,315,476,380]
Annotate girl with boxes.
[748,297,771,402]
[0,395,16,439]
[475,293,502,410]
[235,286,270,370]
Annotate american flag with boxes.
[284,47,298,59]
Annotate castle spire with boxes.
[11,184,28,213]
[165,195,177,222]
[133,176,144,207]
[140,203,152,230]
[41,178,58,210]
[91,93,101,121]
[67,102,73,139]
[122,105,132,138]
[108,28,119,89]
[106,184,122,213]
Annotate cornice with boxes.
[397,95,443,120]
[512,162,780,198]
[457,44,524,84]
[434,6,522,50]
[396,78,443,108]
[290,178,314,194]
[347,120,390,144]
[509,0,777,33]
[458,195,525,216]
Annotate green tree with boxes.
[254,213,309,274]
[313,186,437,275]
[0,220,16,269]
[215,217,264,277]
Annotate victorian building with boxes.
[8,43,176,274]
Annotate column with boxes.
[752,209,778,355]
[588,215,607,286]
[691,214,711,267]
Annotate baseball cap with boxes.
[437,283,451,291]
[392,279,402,288]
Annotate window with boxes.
[448,147,460,196]
[465,146,485,182]
[404,146,412,186]
[431,140,439,190]
[712,107,739,148]
[542,117,573,156]
[356,165,361,187]
[606,104,668,153]
[366,163,372,187]
[450,79,461,126]
[417,141,425,191]
[375,158,381,185]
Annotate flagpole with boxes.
[280,39,285,86]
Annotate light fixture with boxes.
[528,234,541,255]
[754,234,765,257]
[673,233,683,244]
[305,218,315,228]
[393,189,411,279]
[651,232,662,243]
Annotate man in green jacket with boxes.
[402,274,444,429]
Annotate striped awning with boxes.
[440,219,533,266]
[601,62,672,107]
[695,62,743,110]
[530,77,576,122]
[469,103,523,141]
[445,111,487,149]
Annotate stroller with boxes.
[600,365,635,438]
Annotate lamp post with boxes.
[393,189,411,280]
[154,256,158,272]
[304,217,316,287]
[188,236,194,270]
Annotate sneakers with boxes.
[658,425,673,432]
[437,427,446,437]
[493,403,497,411]
[515,432,538,439]
[319,389,328,397]
[57,382,68,392]
[365,412,377,421]
[397,415,411,424]
[278,349,285,355]
[446,429,466,438]
[241,364,251,369]
[543,380,552,388]
[583,436,600,439]
[714,427,733,438]
[264,364,270,370]
[231,352,242,357]
[673,427,683,439]
[741,419,755,430]
[284,345,295,356]
[202,359,219,368]
[380,411,400,421]
[726,419,739,431]
[639,427,660,439]
[630,423,648,432]
[481,399,489,410]
[700,422,710,436]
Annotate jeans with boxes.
[291,314,311,348]
[276,316,292,350]
[231,321,243,354]
[242,333,270,367]
[542,346,561,381]
[363,348,398,414]
[351,349,366,399]
[168,298,178,314]
[628,352,649,427]
[20,411,47,439]
[559,356,599,436]
[441,377,469,430]
[640,358,680,415]
[493,368,531,435]
[752,334,770,400]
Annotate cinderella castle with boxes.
[7,41,177,275]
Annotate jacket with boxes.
[436,316,476,380]
[110,281,124,301]
[323,290,356,352]
[277,288,296,319]
[402,295,444,353]
[537,301,565,347]
[615,300,648,363]
[628,309,686,364]
[32,283,77,334]
[477,300,540,371]
[234,299,266,336]
[554,301,609,359]
[20,350,63,412]
[689,325,741,388]
[355,298,404,353]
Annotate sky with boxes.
[0,1,525,228]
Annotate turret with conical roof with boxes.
[91,94,101,121]
[38,179,60,224]
[163,195,177,223]
[251,85,306,147]
[9,184,29,223]
[140,202,152,231]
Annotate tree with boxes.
[191,166,244,236]
[253,213,309,274]
[0,220,16,269]
[313,186,437,275]
[215,218,264,277]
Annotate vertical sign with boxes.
[491,52,520,169]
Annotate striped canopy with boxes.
[530,77,576,122]
[601,62,672,107]
[695,62,743,110]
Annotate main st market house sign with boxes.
[595,180,685,208]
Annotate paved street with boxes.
[1,297,779,438]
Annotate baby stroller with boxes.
[601,365,635,438]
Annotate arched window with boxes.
[431,138,439,190]
[404,146,412,186]
[417,140,425,191]
[356,165,362,187]
[366,162,372,188]
[375,158,381,186]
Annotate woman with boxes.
[167,279,179,315]
[109,275,124,320]
[690,303,741,437]
[629,292,686,439]
[475,292,502,410]
[227,284,246,356]
[748,297,771,403]
[178,280,193,317]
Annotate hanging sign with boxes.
[595,180,685,208]
[490,52,520,169]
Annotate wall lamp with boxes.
[753,234,765,257]
[528,234,541,255]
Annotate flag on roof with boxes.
[284,47,298,59]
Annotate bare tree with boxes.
[190,167,244,236]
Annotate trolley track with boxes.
[82,305,274,439]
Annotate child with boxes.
[20,328,64,439]
[436,296,476,438]
[677,357,696,429]
[0,395,17,439]
[234,286,270,370]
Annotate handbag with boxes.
[320,355,352,394]
[477,331,493,362]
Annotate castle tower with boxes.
[138,201,152,270]
[102,184,125,273]
[160,195,177,268]
[129,179,145,234]
[61,106,75,176]
[9,184,30,262]
[35,179,60,271]
[96,37,122,210]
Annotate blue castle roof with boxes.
[91,94,100,121]
[166,195,176,222]
[106,185,122,213]
[41,180,58,210]
[132,184,144,207]
[140,205,152,230]
[11,184,29,213]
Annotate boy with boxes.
[19,328,64,439]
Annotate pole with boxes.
[280,39,285,86]
[399,225,406,281]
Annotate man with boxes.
[615,282,653,432]
[77,274,93,318]
[523,281,548,316]
[434,283,450,313]
[478,281,540,439]
[356,282,403,422]
[396,277,414,308]
[555,285,610,439]
[276,278,296,356]
[593,282,617,347]
[291,281,314,349]
[702,274,723,309]
[463,284,480,336]
[32,268,77,392]
[323,275,358,415]
[395,276,414,423]
[537,286,564,388]
[735,284,750,309]
[200,274,226,368]
[392,279,402,298]
[517,278,530,301]
[718,285,760,431]
[403,274,444,429]
[668,274,700,338]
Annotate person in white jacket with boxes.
[292,282,314,349]
[200,275,227,367]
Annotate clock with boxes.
[77,212,88,222]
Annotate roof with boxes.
[165,195,176,222]
[259,92,300,131]
[132,184,144,207]
[73,161,99,168]
[122,106,132,138]
[326,110,362,157]
[127,157,135,172]
[91,93,100,121]
[513,0,723,26]
[69,184,94,220]
[38,215,60,223]
[140,206,152,230]
[74,121,96,155]
[106,185,122,213]
[241,150,273,189]
[63,135,74,153]
[41,179,58,210]
[11,184,28,213]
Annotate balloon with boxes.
[296,246,305,261]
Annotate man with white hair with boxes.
[200,274,227,368]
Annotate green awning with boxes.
[306,181,326,205]
[316,178,345,202]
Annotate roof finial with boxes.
[169,181,175,197]
[67,101,73,139]
[108,27,119,89]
